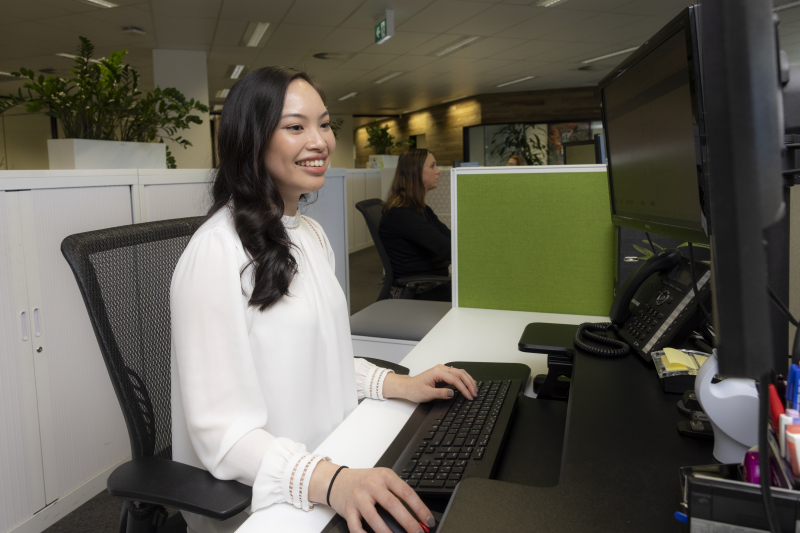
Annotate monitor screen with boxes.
[601,13,708,244]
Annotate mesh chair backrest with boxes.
[61,217,205,460]
[356,199,395,301]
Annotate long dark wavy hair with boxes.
[207,66,325,311]
[383,148,430,214]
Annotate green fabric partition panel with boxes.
[456,170,615,315]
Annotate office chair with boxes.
[61,218,251,533]
[355,198,450,301]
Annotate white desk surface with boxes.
[238,307,607,533]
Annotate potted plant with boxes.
[365,121,412,168]
[0,37,208,169]
[490,123,547,166]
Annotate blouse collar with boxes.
[282,212,301,229]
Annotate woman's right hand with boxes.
[312,462,434,533]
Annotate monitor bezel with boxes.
[599,6,710,245]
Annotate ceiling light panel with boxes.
[536,0,569,6]
[241,22,270,47]
[77,0,118,7]
[216,89,230,98]
[230,65,245,79]
[496,76,535,88]
[338,92,358,101]
[375,72,403,84]
[435,37,480,57]
[122,27,146,35]
[582,46,639,64]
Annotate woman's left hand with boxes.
[383,364,478,403]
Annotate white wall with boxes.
[152,50,213,169]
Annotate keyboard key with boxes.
[423,473,436,480]
[474,447,486,460]
[426,446,436,454]
[418,459,430,466]
[426,465,439,472]
[431,432,446,447]
[443,460,455,467]
[452,466,464,474]
[467,437,478,447]
[446,480,459,488]
[423,432,435,440]
[456,460,468,467]
[440,466,452,473]
[410,473,422,480]
[415,466,427,474]
[446,452,459,460]
[448,472,462,480]
[403,461,417,473]
[419,480,445,489]
[478,436,489,447]
[453,438,465,447]
[458,452,471,460]
[436,473,449,481]
[464,447,473,453]
[432,460,443,467]
[434,452,446,460]
[412,453,422,460]
[407,478,419,487]
[400,472,410,480]
[442,435,455,447]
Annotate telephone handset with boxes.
[575,249,712,361]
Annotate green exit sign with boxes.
[374,10,394,44]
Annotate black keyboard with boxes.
[391,379,523,498]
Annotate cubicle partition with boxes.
[451,165,615,316]
[0,168,349,533]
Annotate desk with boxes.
[238,307,606,532]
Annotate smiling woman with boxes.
[169,67,477,533]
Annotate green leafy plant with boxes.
[633,240,710,264]
[330,117,345,139]
[0,36,209,169]
[490,123,547,165]
[365,121,412,155]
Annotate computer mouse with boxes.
[361,505,441,533]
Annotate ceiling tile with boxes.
[398,0,494,33]
[611,0,693,17]
[218,0,294,22]
[313,27,375,54]
[252,48,313,68]
[493,39,565,60]
[497,7,596,39]
[152,0,222,19]
[208,45,262,64]
[448,37,528,58]
[581,16,665,45]
[37,14,154,48]
[360,31,440,55]
[213,20,249,46]
[283,0,365,27]
[2,0,75,19]
[266,24,335,50]
[154,16,216,45]
[542,12,646,41]
[0,15,25,27]
[379,54,440,71]
[447,4,544,36]
[561,0,636,12]
[340,53,401,70]
[81,4,154,31]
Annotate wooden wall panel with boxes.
[354,87,602,168]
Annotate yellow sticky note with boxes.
[694,354,709,367]
[662,348,698,371]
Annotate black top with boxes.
[379,205,451,279]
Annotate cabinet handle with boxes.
[33,307,41,337]
[20,311,29,341]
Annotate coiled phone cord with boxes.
[573,322,630,357]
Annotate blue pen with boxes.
[787,365,796,409]
[792,364,800,411]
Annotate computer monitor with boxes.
[600,6,709,244]
[600,1,785,378]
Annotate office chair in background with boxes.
[355,198,450,301]
[61,218,251,533]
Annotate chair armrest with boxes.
[107,457,252,520]
[396,275,451,285]
[360,357,410,375]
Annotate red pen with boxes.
[770,384,785,430]
[419,521,430,533]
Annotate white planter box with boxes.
[368,154,399,169]
[48,139,166,170]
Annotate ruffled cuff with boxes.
[250,437,329,512]
[354,358,395,400]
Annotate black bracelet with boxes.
[326,465,349,507]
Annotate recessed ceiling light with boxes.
[122,26,146,35]
[338,92,358,101]
[582,47,639,64]
[242,22,270,47]
[536,0,569,6]
[375,72,403,84]
[441,95,468,104]
[77,0,118,7]
[216,89,230,98]
[56,53,101,64]
[230,65,245,79]
[435,37,480,57]
[496,76,535,88]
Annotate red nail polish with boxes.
[419,521,430,533]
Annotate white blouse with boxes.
[170,206,391,533]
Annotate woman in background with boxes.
[507,154,526,166]
[379,149,451,302]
